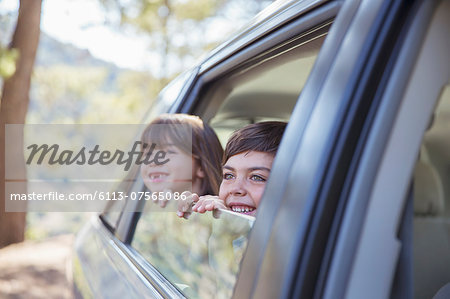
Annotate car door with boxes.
[76,0,449,298]
[232,0,449,298]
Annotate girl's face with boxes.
[140,144,204,194]
[219,151,274,217]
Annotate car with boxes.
[73,0,450,298]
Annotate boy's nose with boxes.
[230,178,247,196]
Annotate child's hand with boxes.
[176,192,198,219]
[192,195,227,213]
[153,189,172,208]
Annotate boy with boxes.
[177,121,286,218]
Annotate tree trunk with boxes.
[0,0,42,248]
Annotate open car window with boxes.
[198,29,327,144]
[129,22,328,298]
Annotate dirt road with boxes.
[0,234,74,299]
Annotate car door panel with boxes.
[74,217,163,299]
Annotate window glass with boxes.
[133,207,253,298]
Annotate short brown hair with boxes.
[142,114,223,195]
[224,121,287,164]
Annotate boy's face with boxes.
[219,151,274,217]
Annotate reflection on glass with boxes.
[132,207,254,298]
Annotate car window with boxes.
[200,32,326,145]
[130,25,327,297]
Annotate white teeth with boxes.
[232,206,254,213]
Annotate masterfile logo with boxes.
[25,141,169,171]
[4,124,193,212]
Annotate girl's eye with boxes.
[223,173,234,180]
[251,175,266,182]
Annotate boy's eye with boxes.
[251,175,266,182]
[223,173,234,180]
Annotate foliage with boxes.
[26,212,93,240]
[28,65,158,124]
[0,0,272,242]
[0,47,18,79]
[98,0,270,78]
[0,11,18,92]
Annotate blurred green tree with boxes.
[0,47,19,79]
[98,0,270,81]
[28,65,159,124]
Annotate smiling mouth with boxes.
[230,205,255,214]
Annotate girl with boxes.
[140,114,223,200]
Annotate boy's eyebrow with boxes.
[223,165,271,172]
[249,167,271,172]
[223,165,235,171]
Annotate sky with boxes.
[0,0,258,74]
[0,0,154,70]
[41,0,153,70]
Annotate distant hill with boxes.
[1,12,117,70]
[36,32,120,70]
[33,32,130,98]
